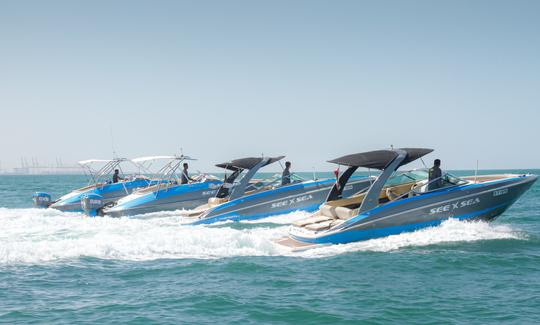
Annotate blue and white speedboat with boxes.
[183,156,375,225]
[279,148,537,250]
[102,155,223,217]
[33,158,160,213]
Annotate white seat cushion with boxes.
[293,215,332,227]
[330,219,345,227]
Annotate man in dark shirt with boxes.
[112,169,125,183]
[282,161,292,186]
[428,159,442,191]
[180,163,193,184]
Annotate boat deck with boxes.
[274,237,322,251]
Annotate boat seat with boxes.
[335,207,357,220]
[208,197,228,207]
[293,215,332,227]
[386,188,399,201]
[330,219,345,227]
[179,206,206,217]
[320,204,338,218]
[305,220,333,231]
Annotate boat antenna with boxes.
[420,157,427,169]
[312,166,317,180]
[110,125,117,159]
[474,160,479,183]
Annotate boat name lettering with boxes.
[271,195,314,209]
[493,188,508,197]
[429,198,480,214]
[202,190,217,196]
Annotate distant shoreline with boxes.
[1,168,539,176]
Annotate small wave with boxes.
[0,208,288,264]
[125,209,191,219]
[0,208,524,264]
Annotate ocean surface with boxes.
[0,170,539,324]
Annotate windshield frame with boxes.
[412,171,469,194]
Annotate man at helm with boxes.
[181,163,193,184]
[428,159,443,191]
[112,169,125,183]
[282,161,292,186]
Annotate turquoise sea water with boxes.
[1,170,539,324]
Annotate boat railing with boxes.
[150,155,207,195]
[153,159,183,195]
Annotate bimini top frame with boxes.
[326,148,433,212]
[132,155,196,192]
[214,156,285,200]
[78,158,131,186]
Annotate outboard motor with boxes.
[81,193,104,217]
[32,192,51,208]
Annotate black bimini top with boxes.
[215,156,285,171]
[215,163,241,172]
[328,148,433,170]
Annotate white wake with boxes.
[0,208,524,264]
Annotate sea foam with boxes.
[0,208,524,264]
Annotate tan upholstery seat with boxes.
[208,197,228,207]
[386,188,399,201]
[305,220,333,231]
[335,207,357,220]
[320,204,338,218]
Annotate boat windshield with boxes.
[244,173,304,192]
[386,169,429,187]
[412,171,469,194]
[440,172,468,187]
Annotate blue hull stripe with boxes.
[291,202,511,244]
[209,176,365,213]
[360,177,523,216]
[191,203,323,225]
[113,181,222,210]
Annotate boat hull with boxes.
[49,179,156,213]
[289,174,537,245]
[191,177,374,225]
[103,181,223,217]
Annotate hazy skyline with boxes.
[1,0,539,172]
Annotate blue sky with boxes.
[1,0,539,172]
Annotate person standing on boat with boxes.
[181,163,193,184]
[112,169,125,183]
[428,159,442,191]
[282,161,292,186]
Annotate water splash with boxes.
[0,208,524,264]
